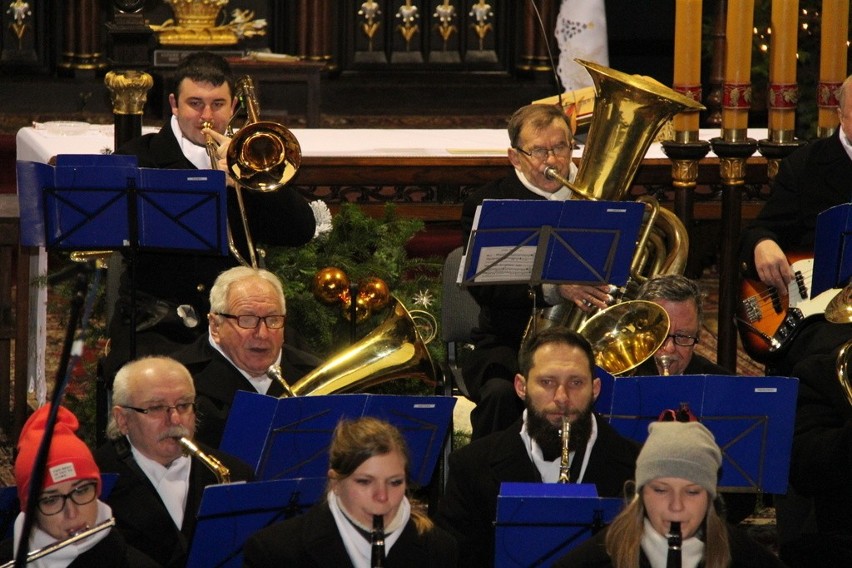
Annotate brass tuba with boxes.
[524,60,702,346]
[278,296,436,397]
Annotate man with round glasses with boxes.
[96,356,252,567]
[172,266,319,448]
[459,103,615,440]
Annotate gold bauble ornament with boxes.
[313,267,350,305]
[358,277,390,311]
[341,292,371,323]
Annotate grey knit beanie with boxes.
[635,421,722,498]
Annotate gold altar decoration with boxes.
[150,0,267,46]
[358,1,382,52]
[434,1,457,50]
[7,0,32,49]
[469,0,493,50]
[105,70,154,115]
[396,0,419,50]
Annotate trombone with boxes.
[205,75,303,268]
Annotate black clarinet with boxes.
[666,521,682,568]
[371,514,386,567]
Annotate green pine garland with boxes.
[264,203,445,395]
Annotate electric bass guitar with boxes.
[736,255,841,363]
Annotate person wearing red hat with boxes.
[1,404,157,567]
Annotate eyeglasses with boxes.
[37,482,97,516]
[514,143,572,161]
[217,313,285,330]
[120,402,196,418]
[664,333,700,347]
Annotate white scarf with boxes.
[171,115,213,170]
[131,444,191,528]
[514,161,579,200]
[519,409,598,483]
[12,500,113,568]
[640,517,705,568]
[327,491,410,568]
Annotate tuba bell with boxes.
[280,296,436,397]
[523,59,701,344]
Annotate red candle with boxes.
[722,0,755,140]
[673,0,703,137]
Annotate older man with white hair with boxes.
[172,266,319,448]
[95,356,253,568]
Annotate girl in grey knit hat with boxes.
[554,421,786,568]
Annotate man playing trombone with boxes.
[103,51,316,381]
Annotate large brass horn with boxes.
[220,76,302,268]
[523,60,701,344]
[577,300,670,376]
[280,296,436,397]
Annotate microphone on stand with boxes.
[370,514,385,567]
[666,521,682,568]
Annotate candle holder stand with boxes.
[709,137,757,372]
[661,139,711,227]
[757,138,806,182]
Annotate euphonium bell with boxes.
[280,296,436,397]
[577,300,670,376]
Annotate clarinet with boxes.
[666,521,682,568]
[371,514,386,567]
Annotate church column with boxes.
[296,0,335,69]
[517,0,558,77]
[59,0,108,73]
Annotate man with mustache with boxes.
[172,266,320,448]
[436,327,639,567]
[95,356,253,567]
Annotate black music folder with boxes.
[459,198,645,287]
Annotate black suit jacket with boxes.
[95,437,254,568]
[173,334,320,448]
[242,501,458,567]
[436,416,639,567]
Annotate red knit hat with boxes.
[14,405,101,511]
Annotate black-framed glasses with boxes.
[664,333,699,347]
[37,481,97,516]
[120,402,196,418]
[217,313,286,330]
[514,143,572,161]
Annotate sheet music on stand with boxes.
[812,203,852,296]
[458,199,645,287]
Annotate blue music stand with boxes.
[459,199,645,287]
[494,483,622,567]
[220,392,455,487]
[186,477,326,568]
[601,374,798,494]
[16,155,229,254]
[812,203,852,296]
